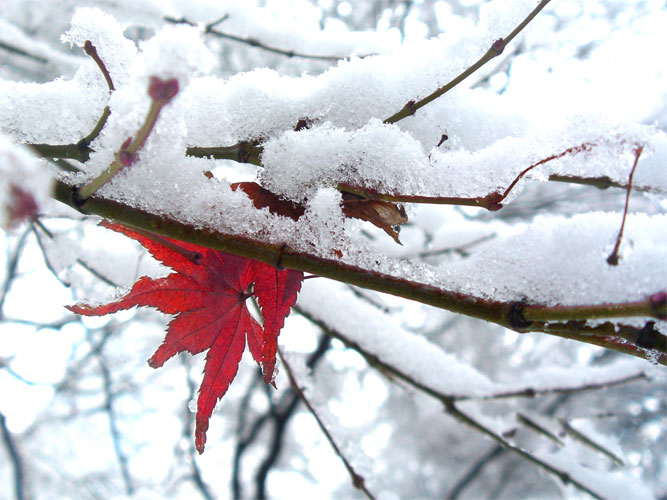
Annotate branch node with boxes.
[635,321,665,350]
[71,186,88,209]
[491,37,505,55]
[486,191,504,211]
[509,301,533,329]
[118,137,136,166]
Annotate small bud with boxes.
[83,40,95,56]
[492,38,505,55]
[437,133,449,148]
[148,77,179,101]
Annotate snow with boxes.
[1,1,666,499]
[61,8,139,89]
[298,278,501,398]
[0,3,664,312]
[533,448,653,500]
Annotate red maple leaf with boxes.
[67,221,303,453]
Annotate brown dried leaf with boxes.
[342,192,408,244]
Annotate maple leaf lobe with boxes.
[67,222,303,453]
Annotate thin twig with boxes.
[548,173,663,194]
[336,142,596,211]
[232,334,330,499]
[78,77,179,199]
[0,39,48,64]
[607,145,644,266]
[180,355,215,500]
[95,345,134,495]
[0,411,26,500]
[297,310,612,500]
[0,226,31,320]
[164,16,361,62]
[83,41,115,92]
[560,418,625,466]
[232,371,266,499]
[279,350,377,500]
[446,444,504,499]
[449,401,604,500]
[383,0,552,123]
[25,41,115,163]
[468,371,646,401]
[417,233,496,258]
[32,219,119,288]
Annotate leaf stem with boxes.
[83,40,115,92]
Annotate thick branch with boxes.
[52,179,667,364]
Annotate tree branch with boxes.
[52,179,666,364]
[95,346,134,495]
[383,0,553,124]
[0,226,31,320]
[164,16,362,62]
[0,411,26,500]
[279,350,376,500]
[298,310,617,500]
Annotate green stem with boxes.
[78,106,111,151]
[77,99,166,200]
[522,298,660,323]
[26,143,91,163]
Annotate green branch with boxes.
[52,179,667,364]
